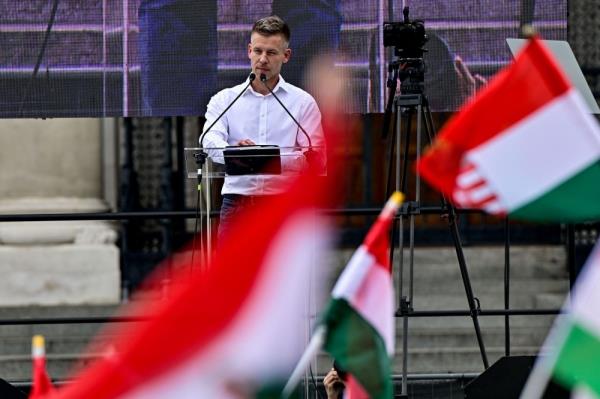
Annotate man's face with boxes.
[248,32,291,83]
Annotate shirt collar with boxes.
[273,75,290,93]
[246,74,290,96]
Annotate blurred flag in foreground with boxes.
[418,36,600,222]
[521,242,600,398]
[321,192,403,399]
[29,335,55,399]
[44,148,337,398]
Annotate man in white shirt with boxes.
[201,15,325,241]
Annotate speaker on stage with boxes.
[465,356,569,399]
[0,378,27,399]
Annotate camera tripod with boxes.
[384,92,489,397]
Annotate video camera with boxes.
[383,7,428,94]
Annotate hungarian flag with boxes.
[418,36,600,222]
[321,192,403,399]
[29,335,55,399]
[44,163,334,399]
[521,241,600,398]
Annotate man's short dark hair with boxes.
[251,15,290,44]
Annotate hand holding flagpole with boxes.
[282,325,326,398]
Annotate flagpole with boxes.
[282,325,326,398]
[520,315,571,398]
[519,363,552,398]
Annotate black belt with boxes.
[222,193,275,205]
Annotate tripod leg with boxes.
[422,102,437,142]
[396,203,409,398]
[395,105,410,398]
[448,207,489,369]
[401,312,409,397]
[384,113,398,200]
[399,111,412,194]
[421,102,489,369]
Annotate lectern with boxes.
[184,145,322,264]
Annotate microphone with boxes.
[199,72,256,149]
[259,73,318,168]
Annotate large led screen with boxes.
[1,0,566,117]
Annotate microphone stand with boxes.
[194,72,255,263]
[259,74,319,171]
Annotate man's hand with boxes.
[454,55,487,103]
[323,368,344,399]
[236,139,256,146]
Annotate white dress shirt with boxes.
[201,75,325,195]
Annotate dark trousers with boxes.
[217,195,244,245]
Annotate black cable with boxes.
[309,365,325,399]
[18,0,60,116]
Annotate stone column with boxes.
[0,119,120,306]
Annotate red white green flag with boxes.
[29,335,55,399]
[44,167,333,399]
[322,192,403,399]
[521,241,600,398]
[418,36,600,222]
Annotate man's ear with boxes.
[247,43,253,60]
[283,48,291,63]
